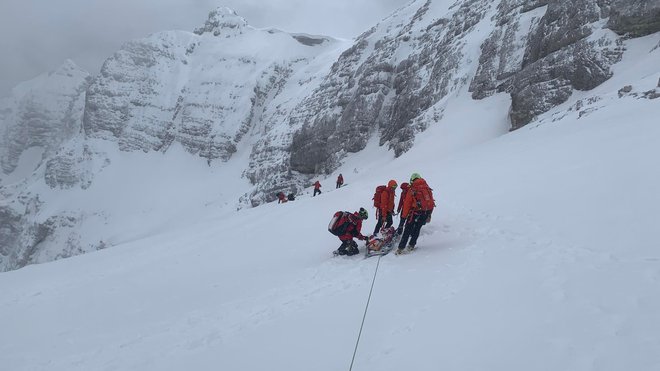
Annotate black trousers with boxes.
[396,214,406,234]
[373,211,393,235]
[398,211,430,249]
[313,189,321,196]
[337,240,359,256]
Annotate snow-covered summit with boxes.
[193,7,249,37]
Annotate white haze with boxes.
[0,0,410,97]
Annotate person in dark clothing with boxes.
[287,193,296,201]
[395,173,435,255]
[313,181,322,196]
[336,174,344,188]
[335,208,369,256]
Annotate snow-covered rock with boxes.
[0,60,90,175]
[83,7,343,164]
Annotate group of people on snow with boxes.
[275,171,435,257]
[329,172,435,256]
[276,192,296,203]
[278,174,343,202]
[313,173,344,196]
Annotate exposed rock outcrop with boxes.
[0,60,90,174]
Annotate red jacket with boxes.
[401,178,434,218]
[337,175,343,184]
[379,187,396,216]
[314,181,321,190]
[397,183,409,214]
[339,212,367,241]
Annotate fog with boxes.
[0,0,410,97]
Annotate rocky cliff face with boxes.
[83,7,341,164]
[0,60,90,174]
[1,2,658,271]
[280,0,659,182]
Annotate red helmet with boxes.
[387,179,398,188]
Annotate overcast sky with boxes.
[0,0,410,98]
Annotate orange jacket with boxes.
[379,186,396,216]
[401,178,433,218]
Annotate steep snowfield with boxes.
[1,35,659,371]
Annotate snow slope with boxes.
[0,30,659,371]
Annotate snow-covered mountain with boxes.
[84,8,344,164]
[0,1,658,272]
[0,60,90,176]
[0,32,658,370]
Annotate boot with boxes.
[346,240,359,256]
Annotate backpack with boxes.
[411,181,435,212]
[372,185,387,209]
[328,211,354,236]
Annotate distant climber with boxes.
[287,193,296,201]
[328,207,370,256]
[277,192,287,204]
[372,180,397,235]
[336,174,344,188]
[395,173,435,255]
[313,180,322,196]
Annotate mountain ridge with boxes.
[0,1,659,271]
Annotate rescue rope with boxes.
[349,254,383,371]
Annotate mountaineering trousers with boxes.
[396,214,407,235]
[337,239,359,256]
[373,211,393,235]
[398,211,430,249]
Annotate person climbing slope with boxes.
[313,180,322,196]
[336,174,344,188]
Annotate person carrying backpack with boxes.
[395,182,409,235]
[277,192,287,204]
[395,173,435,255]
[373,180,397,235]
[313,181,322,196]
[336,174,344,189]
[328,207,369,256]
